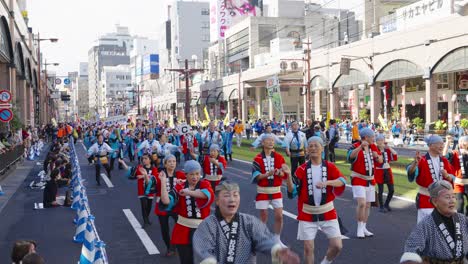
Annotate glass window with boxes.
[201,8,209,15]
[258,24,277,48]
[226,28,249,58]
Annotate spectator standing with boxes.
[245,121,252,140]
[233,120,244,147]
[449,121,465,150]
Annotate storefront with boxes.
[375,59,425,123]
[432,46,468,122]
[332,69,370,120]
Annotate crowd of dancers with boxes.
[78,117,468,264]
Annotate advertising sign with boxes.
[210,0,261,42]
[266,75,284,122]
[143,54,160,77]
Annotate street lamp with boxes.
[34,34,59,125]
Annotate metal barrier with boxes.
[0,145,25,175]
[69,138,109,264]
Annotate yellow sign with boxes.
[326,112,331,129]
[378,114,389,131]
[203,106,211,121]
[223,112,230,125]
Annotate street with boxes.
[0,143,417,263]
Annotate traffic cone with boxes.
[93,241,106,264]
[78,216,96,264]
[71,189,83,210]
[73,209,90,243]
[74,201,89,225]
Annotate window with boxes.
[226,28,249,58]
[258,24,277,47]
[202,34,210,42]
[202,22,209,29]
[201,8,209,15]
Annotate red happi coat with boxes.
[252,151,288,201]
[135,165,158,197]
[294,160,346,222]
[181,134,199,154]
[203,154,227,186]
[170,179,214,245]
[154,170,186,216]
[375,148,398,185]
[448,151,467,194]
[348,142,381,186]
[413,154,454,209]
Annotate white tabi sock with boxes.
[320,257,333,264]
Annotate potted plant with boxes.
[412,117,425,133]
[434,120,447,135]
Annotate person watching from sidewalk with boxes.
[449,121,465,150]
[407,135,456,223]
[284,121,307,177]
[43,168,60,208]
[347,127,383,238]
[252,134,290,246]
[21,252,45,264]
[233,120,244,147]
[287,136,347,264]
[11,240,37,264]
[327,120,340,162]
[193,180,300,264]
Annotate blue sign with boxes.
[64,78,71,85]
[143,54,159,75]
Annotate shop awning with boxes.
[432,46,468,74]
[216,91,224,101]
[206,94,217,104]
[310,75,328,91]
[375,59,423,82]
[333,69,369,88]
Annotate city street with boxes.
[0,143,417,263]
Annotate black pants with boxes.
[95,163,111,185]
[324,145,329,161]
[328,139,337,162]
[290,156,305,177]
[140,197,153,224]
[110,157,117,171]
[453,140,459,150]
[176,244,194,264]
[456,193,467,215]
[158,214,178,251]
[378,183,394,208]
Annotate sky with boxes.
[27,0,164,76]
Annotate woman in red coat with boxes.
[155,154,186,256]
[136,153,158,228]
[159,160,214,264]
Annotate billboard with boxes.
[143,54,159,75]
[210,0,261,42]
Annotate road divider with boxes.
[69,138,109,264]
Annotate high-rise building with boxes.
[88,25,132,118]
[101,65,131,116]
[77,62,90,118]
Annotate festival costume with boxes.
[193,212,282,264]
[203,155,227,190]
[401,210,468,264]
[251,151,288,209]
[407,153,455,222]
[446,151,468,214]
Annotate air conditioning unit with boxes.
[291,61,299,70]
[280,61,288,70]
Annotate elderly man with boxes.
[407,135,456,223]
[252,133,290,244]
[193,180,300,264]
[287,136,346,264]
[202,121,223,155]
[400,181,468,264]
[347,127,383,238]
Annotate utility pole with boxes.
[304,38,312,120]
[165,59,204,124]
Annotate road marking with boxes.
[81,142,87,152]
[268,205,350,240]
[100,173,114,188]
[122,209,160,255]
[233,158,415,204]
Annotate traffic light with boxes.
[61,94,71,101]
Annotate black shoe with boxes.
[97,182,101,186]
[385,205,392,212]
[379,207,387,213]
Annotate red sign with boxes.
[0,108,13,122]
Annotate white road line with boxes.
[122,209,160,255]
[267,205,350,240]
[81,142,87,152]
[100,173,114,188]
[233,158,415,204]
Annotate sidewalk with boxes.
[0,148,47,214]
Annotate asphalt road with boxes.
[0,143,418,263]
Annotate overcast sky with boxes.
[27,0,164,76]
